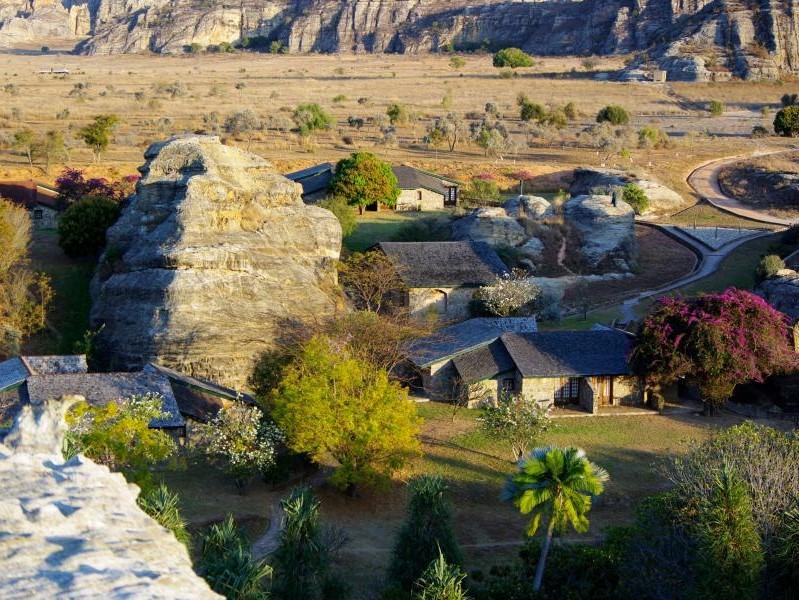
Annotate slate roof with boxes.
[284,162,334,196]
[452,339,515,383]
[379,241,508,288]
[0,355,88,392]
[392,166,461,195]
[500,330,632,378]
[144,363,257,422]
[25,372,184,429]
[408,317,538,367]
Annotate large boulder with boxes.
[757,271,799,319]
[564,194,636,272]
[452,206,528,248]
[90,135,341,389]
[505,195,554,220]
[570,168,685,216]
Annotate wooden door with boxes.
[593,376,612,406]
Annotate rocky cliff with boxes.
[0,398,220,598]
[90,135,341,389]
[757,270,799,319]
[0,0,798,79]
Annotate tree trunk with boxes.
[533,516,556,592]
[358,205,364,215]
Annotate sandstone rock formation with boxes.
[452,206,528,249]
[570,168,685,216]
[90,135,341,389]
[757,271,799,319]
[0,0,90,47]
[506,195,554,221]
[0,398,220,598]
[1,0,798,79]
[564,194,636,272]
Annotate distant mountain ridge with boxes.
[0,0,797,80]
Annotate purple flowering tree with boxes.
[630,288,798,415]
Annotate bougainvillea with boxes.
[55,167,138,207]
[630,288,798,413]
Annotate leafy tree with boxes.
[271,486,347,599]
[479,391,551,460]
[337,250,403,312]
[386,102,409,125]
[12,127,35,167]
[426,113,464,152]
[471,118,510,158]
[318,195,356,237]
[65,393,177,485]
[519,101,546,123]
[78,113,120,162]
[757,254,785,280]
[273,336,421,493]
[199,515,272,599]
[389,476,463,591]
[224,110,260,150]
[203,404,283,493]
[328,152,399,214]
[474,271,542,317]
[466,174,501,203]
[35,130,68,173]
[596,105,629,125]
[503,446,608,592]
[293,103,334,137]
[492,48,535,68]
[622,183,649,215]
[55,167,136,207]
[412,549,469,600]
[694,466,763,600]
[780,92,798,107]
[774,105,799,136]
[57,195,121,257]
[630,289,798,415]
[137,484,191,547]
[708,100,724,117]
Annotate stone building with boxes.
[392,165,460,211]
[378,241,508,320]
[0,180,61,229]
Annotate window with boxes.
[33,209,43,220]
[417,190,423,202]
[501,377,516,393]
[554,377,580,403]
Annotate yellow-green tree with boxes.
[273,336,421,494]
[328,152,399,214]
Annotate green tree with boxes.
[12,127,35,167]
[622,183,649,215]
[34,129,68,173]
[293,103,334,137]
[492,48,535,68]
[78,114,120,162]
[318,195,357,237]
[519,101,546,123]
[502,446,608,592]
[57,195,121,257]
[389,476,463,591]
[466,175,500,203]
[137,484,191,547]
[328,152,399,214]
[386,102,409,125]
[757,254,785,281]
[203,404,283,494]
[596,105,629,125]
[781,93,798,107]
[479,391,551,460]
[65,393,177,485]
[199,515,272,599]
[338,250,403,312]
[774,105,799,136]
[412,549,469,600]
[273,336,421,493]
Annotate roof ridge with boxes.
[18,356,35,376]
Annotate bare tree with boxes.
[337,250,404,313]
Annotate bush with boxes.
[467,175,501,203]
[564,102,578,120]
[622,183,649,215]
[774,105,799,136]
[752,125,770,138]
[386,103,409,125]
[58,195,120,257]
[519,101,546,122]
[492,48,535,68]
[293,103,334,136]
[318,195,357,237]
[709,100,724,116]
[137,484,191,547]
[596,105,629,125]
[757,254,786,280]
[781,93,798,107]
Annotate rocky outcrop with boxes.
[90,135,341,389]
[570,168,685,216]
[564,194,636,272]
[757,270,799,319]
[506,195,554,221]
[0,398,220,598]
[1,0,798,79]
[452,206,528,249]
[0,0,90,47]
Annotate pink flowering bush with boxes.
[55,167,139,207]
[630,289,798,413]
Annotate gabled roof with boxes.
[0,355,88,392]
[408,317,538,367]
[144,363,257,422]
[500,330,632,378]
[378,241,508,288]
[452,339,515,383]
[25,372,184,429]
[392,166,461,195]
[284,162,334,196]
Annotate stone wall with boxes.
[408,286,475,320]
[396,188,444,211]
[519,376,557,410]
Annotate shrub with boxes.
[638,124,669,148]
[596,105,629,125]
[498,69,516,79]
[474,271,542,317]
[479,391,551,460]
[752,125,770,138]
[519,100,546,122]
[757,254,785,280]
[318,195,357,237]
[293,103,334,136]
[564,101,578,120]
[449,56,466,70]
[709,100,724,116]
[774,105,799,136]
[466,175,501,203]
[622,183,649,215]
[412,550,468,600]
[386,102,409,125]
[57,195,120,257]
[781,93,798,107]
[492,48,535,68]
[137,484,191,547]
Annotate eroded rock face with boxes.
[758,272,799,319]
[506,195,554,221]
[90,135,341,389]
[571,168,685,216]
[564,194,636,272]
[0,399,220,598]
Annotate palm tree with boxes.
[502,446,608,592]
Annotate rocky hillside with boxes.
[0,0,797,79]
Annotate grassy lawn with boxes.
[21,230,95,355]
[344,210,452,252]
[661,202,779,229]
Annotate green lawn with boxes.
[344,210,452,252]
